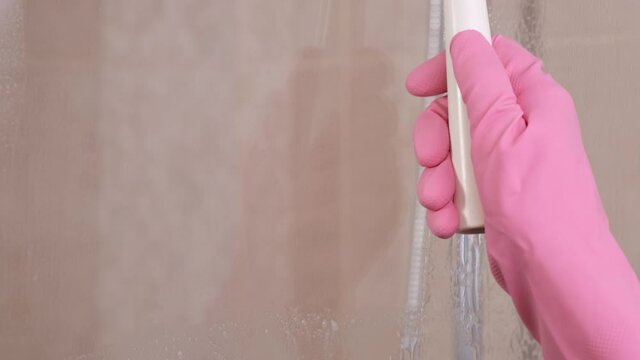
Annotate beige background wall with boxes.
[0,0,638,359]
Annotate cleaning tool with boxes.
[402,1,490,358]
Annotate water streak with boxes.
[453,234,484,360]
[400,0,443,359]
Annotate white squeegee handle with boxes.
[444,0,491,232]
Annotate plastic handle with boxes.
[444,0,491,233]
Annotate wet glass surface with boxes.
[1,0,639,359]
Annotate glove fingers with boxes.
[414,96,450,167]
[427,201,459,239]
[405,51,447,97]
[418,155,455,211]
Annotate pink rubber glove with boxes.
[407,30,640,359]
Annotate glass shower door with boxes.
[0,0,638,359]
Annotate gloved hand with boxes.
[406,30,640,359]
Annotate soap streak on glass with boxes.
[453,234,484,360]
[516,0,545,58]
[399,203,430,360]
[400,0,443,359]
